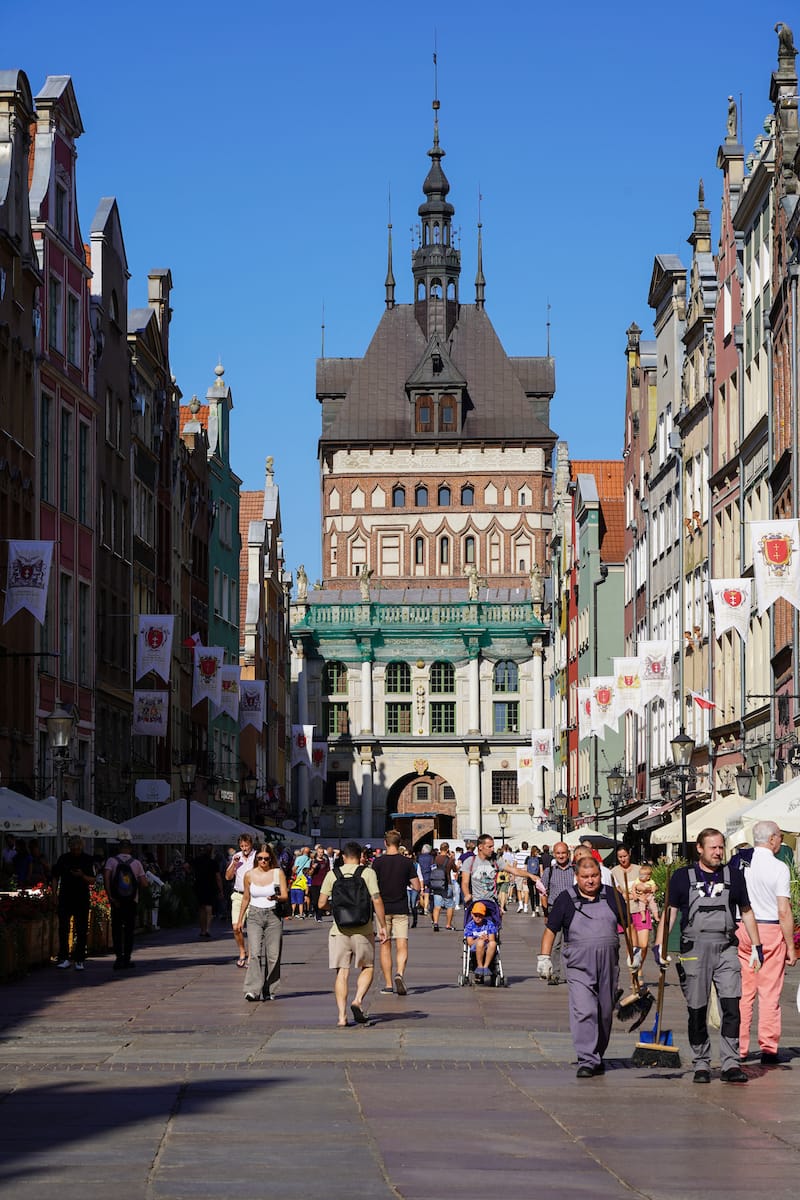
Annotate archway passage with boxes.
[386,769,456,851]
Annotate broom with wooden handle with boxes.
[612,877,653,1030]
[632,865,681,1067]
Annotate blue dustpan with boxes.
[638,1012,674,1046]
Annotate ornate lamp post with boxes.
[498,806,508,846]
[553,790,568,838]
[335,809,345,851]
[606,766,624,847]
[47,703,76,856]
[310,801,322,838]
[179,760,197,864]
[592,792,602,826]
[735,764,753,799]
[243,772,257,824]
[670,729,695,858]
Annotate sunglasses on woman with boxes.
[255,856,271,863]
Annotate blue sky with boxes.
[4,1,788,579]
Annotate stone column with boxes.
[532,639,545,816]
[294,638,310,824]
[468,649,480,734]
[361,657,373,733]
[360,744,373,839]
[467,743,481,832]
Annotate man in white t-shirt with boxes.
[736,820,797,1064]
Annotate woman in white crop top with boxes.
[236,844,289,1001]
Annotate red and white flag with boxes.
[311,741,328,781]
[136,615,174,682]
[690,691,716,711]
[516,746,534,786]
[182,631,202,648]
[531,728,554,773]
[589,677,617,737]
[3,540,53,626]
[291,724,314,769]
[215,665,241,721]
[192,646,224,708]
[751,519,800,615]
[239,680,265,730]
[613,657,645,719]
[710,578,751,641]
[578,687,604,741]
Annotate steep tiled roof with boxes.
[571,460,625,564]
[179,403,208,436]
[318,304,555,445]
[238,490,264,636]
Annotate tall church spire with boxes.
[475,190,485,309]
[412,96,461,338]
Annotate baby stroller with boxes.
[457,897,508,987]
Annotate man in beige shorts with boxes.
[319,841,387,1026]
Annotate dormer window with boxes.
[439,394,457,432]
[416,395,433,433]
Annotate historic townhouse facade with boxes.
[291,100,556,848]
[0,70,41,796]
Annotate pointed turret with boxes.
[475,220,485,309]
[688,178,711,254]
[385,222,395,308]
[412,98,461,338]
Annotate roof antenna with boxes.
[546,299,551,357]
[321,300,325,358]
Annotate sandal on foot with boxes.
[350,1003,369,1024]
[236,957,247,968]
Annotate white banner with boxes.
[135,778,171,805]
[136,615,174,682]
[215,665,241,721]
[751,519,800,615]
[531,728,554,773]
[589,677,617,736]
[613,657,645,718]
[132,690,169,737]
[239,680,266,730]
[291,724,314,769]
[710,578,752,640]
[3,540,53,626]
[578,686,604,741]
[311,741,328,781]
[192,646,224,708]
[516,746,534,786]
[639,640,672,706]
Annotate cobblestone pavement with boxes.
[1,907,799,1198]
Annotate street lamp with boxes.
[310,801,322,837]
[179,759,197,864]
[498,806,508,845]
[47,703,76,856]
[335,809,345,851]
[243,772,257,824]
[735,764,753,798]
[606,766,624,847]
[553,790,568,837]
[592,792,602,825]
[670,729,695,858]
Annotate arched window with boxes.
[446,279,456,298]
[430,278,442,299]
[415,484,428,506]
[416,281,425,301]
[438,484,451,506]
[416,396,432,433]
[385,661,411,693]
[439,537,450,566]
[392,485,405,507]
[414,536,425,564]
[439,395,456,432]
[464,535,476,564]
[493,660,519,692]
[324,661,348,694]
[461,484,474,506]
[433,223,440,244]
[430,660,455,693]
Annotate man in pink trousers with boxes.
[736,820,797,1065]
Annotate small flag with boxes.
[690,691,716,711]
[183,631,202,648]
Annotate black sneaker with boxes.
[720,1067,748,1083]
[576,1065,594,1078]
[760,1051,780,1066]
[693,1069,711,1084]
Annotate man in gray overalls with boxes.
[657,826,762,1084]
[539,857,630,1077]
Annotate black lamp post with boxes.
[592,792,602,826]
[735,764,753,799]
[310,801,322,837]
[670,729,695,858]
[606,766,624,847]
[498,806,508,846]
[335,809,345,851]
[47,703,76,856]
[179,760,197,864]
[243,772,257,825]
[553,790,568,838]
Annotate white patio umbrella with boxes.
[0,787,56,833]
[125,798,261,845]
[563,826,619,849]
[41,796,131,840]
[743,774,800,834]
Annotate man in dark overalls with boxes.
[657,826,762,1084]
[539,857,629,1077]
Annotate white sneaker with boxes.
[523,905,528,913]
[75,962,85,971]
[56,959,71,969]
[516,905,523,913]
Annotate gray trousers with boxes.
[243,907,283,998]
[563,938,619,1069]
[550,929,565,982]
[676,936,741,1071]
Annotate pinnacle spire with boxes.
[475,217,485,308]
[385,221,396,308]
[412,92,461,337]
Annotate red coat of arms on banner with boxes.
[759,533,794,575]
[722,588,743,608]
[312,748,325,767]
[146,626,165,649]
[222,679,237,693]
[199,655,218,679]
[619,673,640,689]
[644,656,666,678]
[594,686,612,712]
[583,698,591,716]
[296,733,307,748]
[534,738,550,755]
[10,556,44,587]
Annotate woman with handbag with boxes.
[235,844,289,1002]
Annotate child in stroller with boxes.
[458,898,507,986]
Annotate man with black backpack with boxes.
[104,838,148,971]
[318,841,387,1026]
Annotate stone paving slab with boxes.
[1,908,799,1197]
